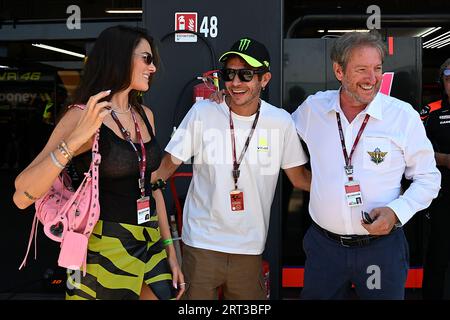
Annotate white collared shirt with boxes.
[292,90,441,235]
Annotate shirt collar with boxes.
[326,87,383,120]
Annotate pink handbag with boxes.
[20,104,101,274]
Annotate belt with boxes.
[312,221,382,248]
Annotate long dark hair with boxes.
[61,25,159,118]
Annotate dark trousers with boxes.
[301,224,409,300]
[422,192,450,299]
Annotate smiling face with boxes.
[223,56,271,113]
[130,38,156,92]
[334,45,383,108]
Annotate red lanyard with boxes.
[336,112,370,180]
[111,107,147,197]
[229,102,260,190]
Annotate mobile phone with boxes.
[362,211,374,224]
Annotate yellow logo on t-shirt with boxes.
[257,137,269,152]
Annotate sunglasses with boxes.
[220,68,267,82]
[134,52,154,65]
[361,211,374,224]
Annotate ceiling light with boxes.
[105,9,142,14]
[424,34,450,48]
[427,37,450,49]
[423,31,450,46]
[326,29,370,33]
[32,43,85,58]
[0,65,10,69]
[437,41,450,49]
[417,27,441,38]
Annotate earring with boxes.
[262,86,265,91]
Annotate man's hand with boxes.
[361,207,399,235]
[209,89,228,104]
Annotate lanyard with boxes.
[229,102,260,190]
[336,112,370,180]
[111,107,147,197]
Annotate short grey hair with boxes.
[330,31,387,70]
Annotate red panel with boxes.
[379,72,395,96]
[282,267,423,288]
[388,36,394,55]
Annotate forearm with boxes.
[387,171,441,225]
[14,145,74,209]
[153,188,177,258]
[435,152,450,169]
[284,165,311,192]
[154,153,182,181]
[153,189,171,239]
[299,167,312,192]
[14,108,91,209]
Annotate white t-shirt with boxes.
[165,99,308,254]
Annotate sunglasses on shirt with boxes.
[134,52,154,65]
[220,68,267,82]
[361,211,374,224]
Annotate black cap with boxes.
[219,37,270,69]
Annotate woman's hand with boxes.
[66,90,112,151]
[209,89,228,104]
[167,252,185,299]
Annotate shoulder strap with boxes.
[139,106,155,139]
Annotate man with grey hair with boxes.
[292,31,441,299]
[421,58,450,299]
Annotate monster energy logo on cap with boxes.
[219,37,271,69]
[238,38,251,51]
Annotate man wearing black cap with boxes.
[421,58,450,299]
[155,37,310,299]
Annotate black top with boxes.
[72,109,162,225]
[422,100,450,192]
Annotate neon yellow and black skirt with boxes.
[65,219,175,300]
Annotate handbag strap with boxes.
[64,129,100,229]
[20,105,101,271]
[19,213,39,270]
[70,104,101,274]
[65,104,100,236]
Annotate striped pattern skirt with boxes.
[65,218,175,300]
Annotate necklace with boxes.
[111,104,131,114]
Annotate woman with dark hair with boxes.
[13,25,184,300]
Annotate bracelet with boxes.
[60,140,73,157]
[151,178,167,191]
[57,144,72,161]
[162,238,173,246]
[58,140,73,160]
[24,191,38,201]
[50,151,66,169]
